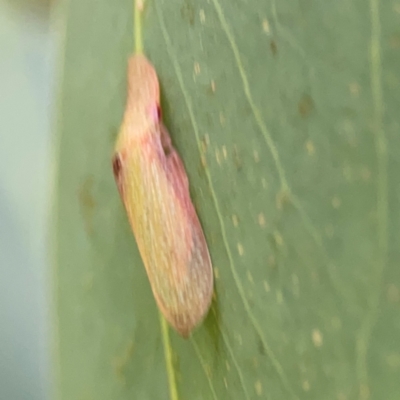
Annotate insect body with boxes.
[113,55,213,337]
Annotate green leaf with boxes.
[55,0,400,399]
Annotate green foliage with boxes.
[55,0,400,399]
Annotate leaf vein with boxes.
[211,0,355,310]
[356,0,388,390]
[220,329,252,400]
[191,339,219,400]
[155,5,298,399]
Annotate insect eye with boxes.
[112,153,122,179]
[156,105,162,120]
[149,104,161,123]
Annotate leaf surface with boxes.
[56,0,400,399]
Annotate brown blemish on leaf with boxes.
[232,145,243,171]
[203,293,222,355]
[389,33,400,49]
[257,335,266,356]
[78,176,96,235]
[270,39,278,56]
[298,94,314,117]
[112,339,135,383]
[180,0,195,26]
[275,189,291,210]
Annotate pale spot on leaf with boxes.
[232,214,239,227]
[387,284,399,303]
[223,377,228,388]
[199,9,206,23]
[219,111,226,125]
[136,0,144,11]
[235,332,243,345]
[200,154,207,168]
[261,178,268,189]
[305,140,315,155]
[276,290,283,304]
[215,148,221,165]
[386,353,400,368]
[222,145,227,159]
[349,82,361,97]
[252,357,259,368]
[359,384,370,400]
[194,62,201,75]
[312,329,323,347]
[273,231,283,246]
[211,80,216,92]
[258,212,266,227]
[332,196,341,209]
[200,138,208,153]
[253,149,260,162]
[262,18,270,34]
[255,380,263,396]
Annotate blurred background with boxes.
[0,0,54,399]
